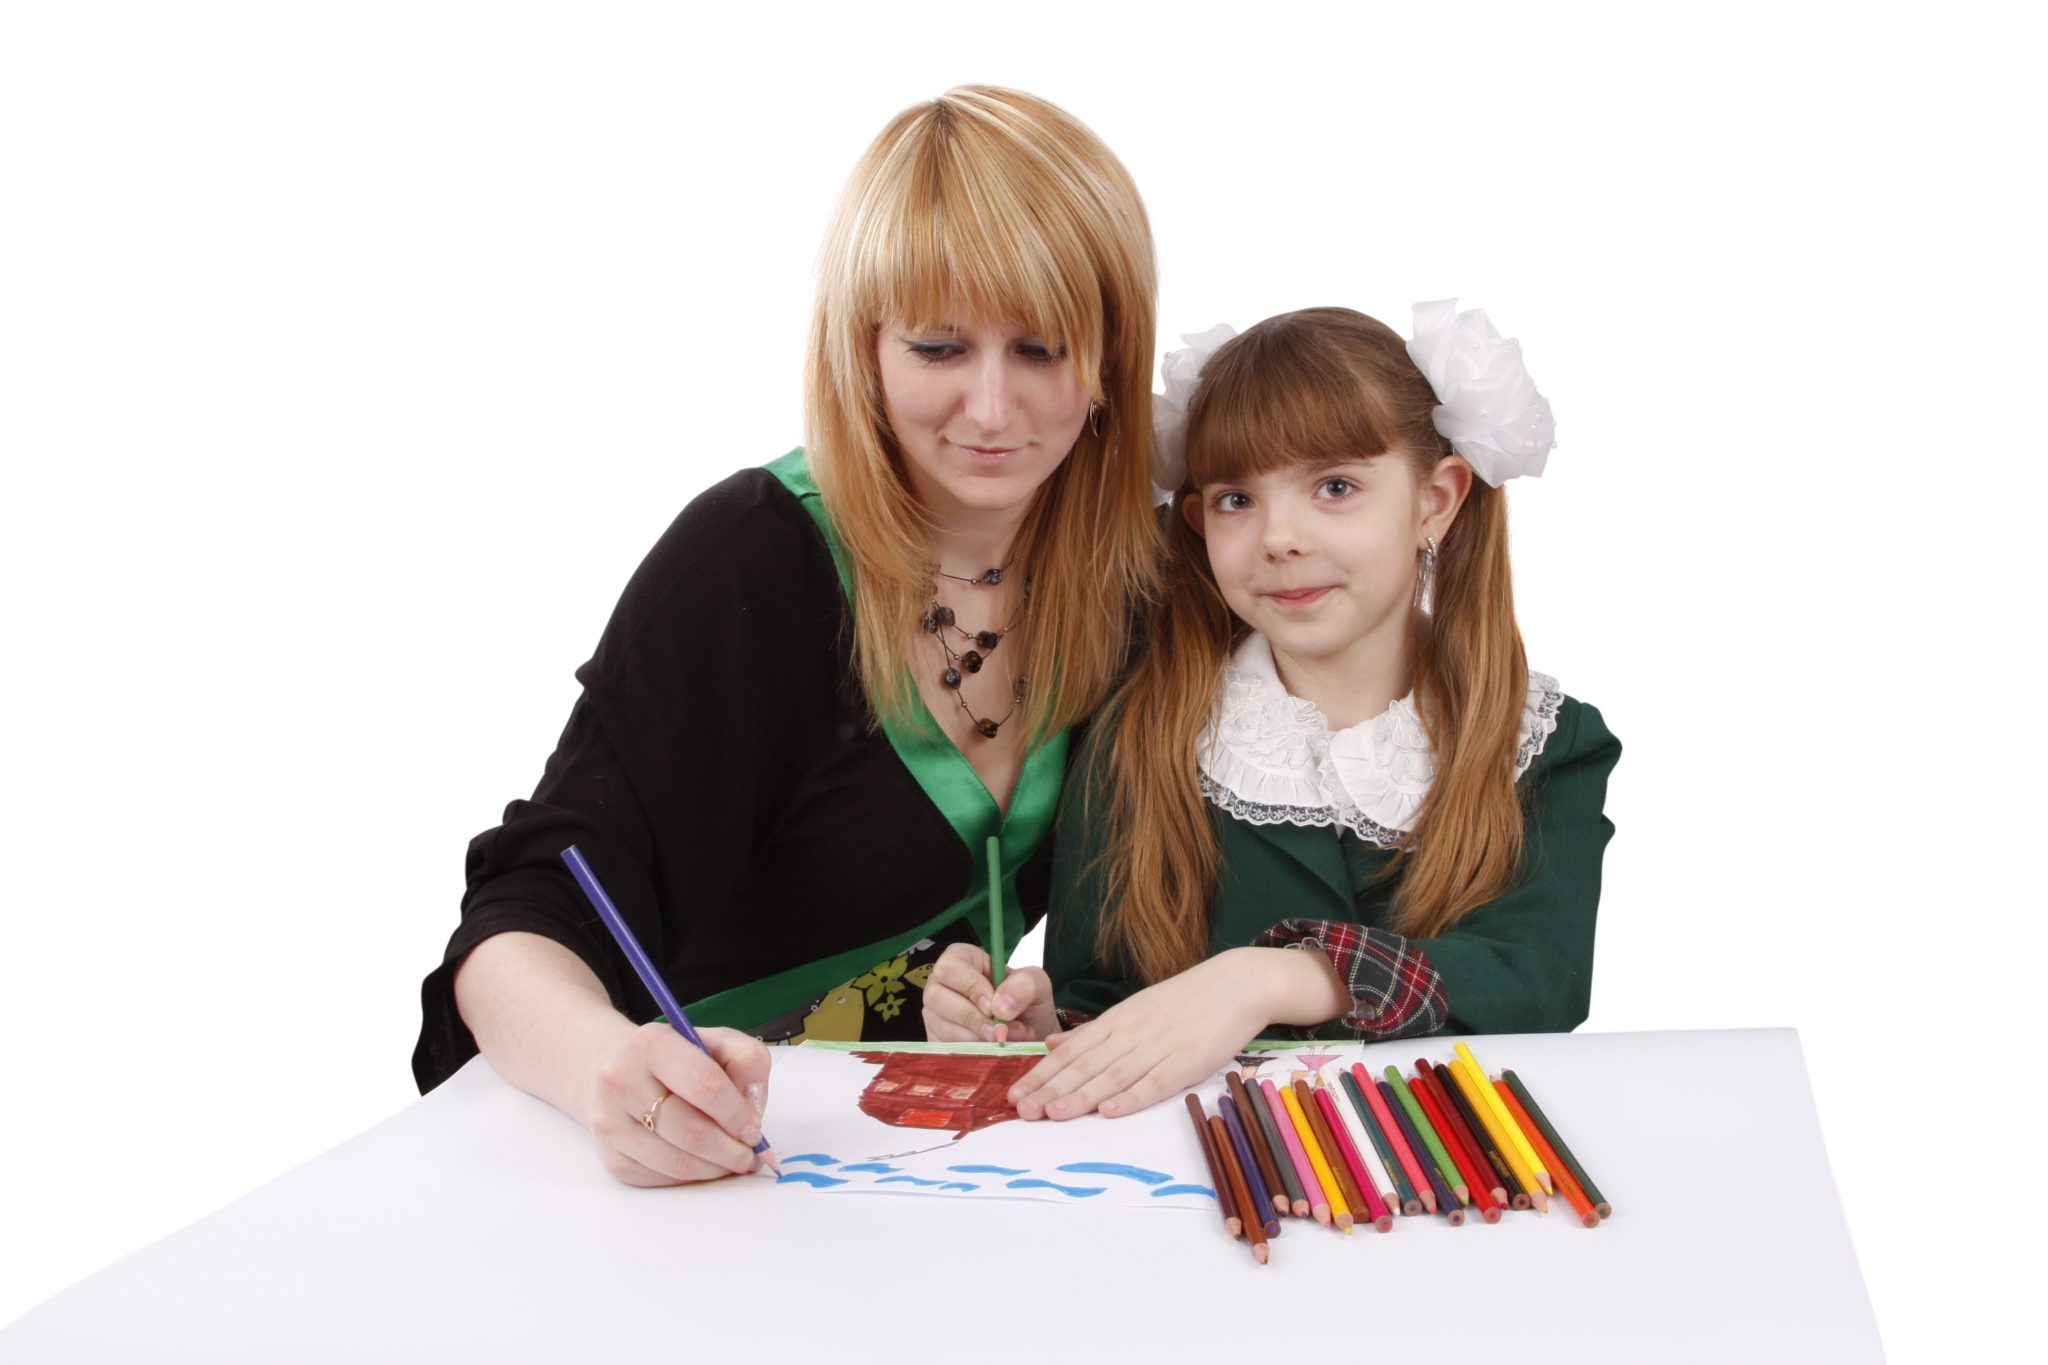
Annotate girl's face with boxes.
[876,315,1093,527]
[1189,456,1434,681]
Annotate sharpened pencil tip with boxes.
[1252,1243,1269,1265]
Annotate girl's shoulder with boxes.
[1525,691,1621,777]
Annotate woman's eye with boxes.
[906,341,962,364]
[1016,341,1066,365]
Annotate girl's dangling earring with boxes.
[1418,534,1439,614]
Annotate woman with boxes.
[411,86,1160,1187]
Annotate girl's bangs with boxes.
[1184,329,1399,486]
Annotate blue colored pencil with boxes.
[560,844,774,1163]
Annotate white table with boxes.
[0,1029,1881,1363]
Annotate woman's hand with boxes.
[922,942,1058,1044]
[584,1023,775,1187]
[1005,947,1310,1121]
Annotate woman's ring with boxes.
[641,1090,672,1132]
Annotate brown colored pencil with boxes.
[1211,1114,1269,1264]
[1227,1071,1290,1216]
[1292,1079,1356,1231]
[1186,1092,1240,1239]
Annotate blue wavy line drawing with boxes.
[939,1182,980,1192]
[873,1175,950,1187]
[948,1164,1028,1175]
[1055,1162,1174,1185]
[839,1162,901,1173]
[1151,1184,1216,1199]
[780,1153,840,1166]
[777,1171,850,1188]
[1004,1178,1105,1198]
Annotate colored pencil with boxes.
[1323,1065,1400,1226]
[1457,1042,1551,1195]
[1260,1079,1319,1219]
[1314,1082,1392,1231]
[559,844,777,1169]
[1211,1114,1268,1262]
[1185,1093,1240,1239]
[1376,1080,1442,1216]
[1227,1072,1290,1216]
[1356,1066,1430,1213]
[1411,1064,1498,1222]
[1496,1079,1598,1228]
[1196,1113,1261,1268]
[1504,1069,1611,1218]
[1220,1095,1281,1237]
[1432,1062,1514,1207]
[1278,1082,1338,1227]
[1196,1096,1236,1236]
[985,836,1007,1044]
[1294,1079,1358,1232]
[1450,1057,1546,1213]
[1245,1079,1308,1216]
[1388,1065,1467,1205]
[1381,1076,1459,1224]
[1345,1066,1422,1216]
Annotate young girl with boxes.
[923,303,1620,1121]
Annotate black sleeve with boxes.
[412,471,835,1091]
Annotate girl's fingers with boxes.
[1015,1029,1129,1117]
[1036,1043,1170,1120]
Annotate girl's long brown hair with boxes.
[1090,308,1528,984]
[804,87,1161,739]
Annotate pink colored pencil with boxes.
[1314,1084,1393,1231]
[1260,1078,1317,1218]
[1352,1063,1431,1209]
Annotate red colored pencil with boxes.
[1314,1083,1392,1232]
[1186,1092,1240,1240]
[1430,1061,1513,1208]
[1412,1062,1499,1223]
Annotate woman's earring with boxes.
[1088,401,1104,436]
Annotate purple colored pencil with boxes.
[561,844,774,1160]
[1219,1094,1281,1237]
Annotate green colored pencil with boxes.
[1385,1066,1466,1204]
[986,835,1004,990]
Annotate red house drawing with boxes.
[851,1051,1039,1138]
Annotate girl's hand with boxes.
[922,942,1058,1044]
[584,1022,773,1186]
[1005,948,1284,1121]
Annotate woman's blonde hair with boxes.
[1090,308,1529,984]
[804,86,1160,738]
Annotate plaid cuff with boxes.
[1253,918,1447,1040]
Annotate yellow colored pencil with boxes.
[1279,1081,1343,1229]
[1451,1056,1548,1213]
[1455,1042,1552,1196]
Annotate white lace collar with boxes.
[1195,634,1563,847]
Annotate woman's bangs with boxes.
[856,139,1104,385]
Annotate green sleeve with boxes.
[1422,697,1621,1034]
[1043,731,1145,1018]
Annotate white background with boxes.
[1,2,2038,1357]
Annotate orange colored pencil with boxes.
[1211,1114,1270,1263]
[1495,1079,1599,1229]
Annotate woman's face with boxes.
[876,315,1093,526]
